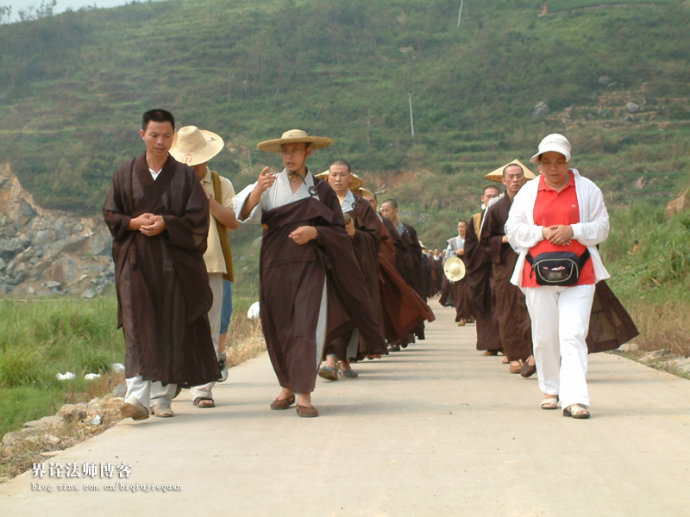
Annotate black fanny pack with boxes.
[526,249,590,286]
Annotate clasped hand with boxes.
[542,224,573,246]
[130,213,166,236]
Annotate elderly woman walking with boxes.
[505,134,610,419]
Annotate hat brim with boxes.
[169,129,224,166]
[529,148,571,164]
[443,257,466,282]
[316,171,363,191]
[257,136,333,153]
[484,159,536,183]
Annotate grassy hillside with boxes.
[0,0,688,275]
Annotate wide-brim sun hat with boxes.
[484,159,536,183]
[444,256,466,282]
[257,129,334,153]
[530,133,571,164]
[315,171,363,191]
[358,187,374,198]
[169,126,224,166]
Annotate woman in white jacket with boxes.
[505,134,609,419]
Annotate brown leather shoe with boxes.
[520,361,536,378]
[270,394,295,410]
[296,405,319,418]
[121,400,149,421]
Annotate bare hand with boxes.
[129,213,155,231]
[345,219,356,238]
[455,248,464,256]
[139,215,166,236]
[542,225,573,246]
[255,166,277,195]
[289,225,318,245]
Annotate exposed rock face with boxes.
[0,162,114,296]
[665,188,689,217]
[531,101,550,118]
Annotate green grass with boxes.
[0,292,259,438]
[601,202,690,356]
[0,297,123,436]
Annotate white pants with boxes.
[125,375,177,409]
[524,284,595,409]
[191,273,223,400]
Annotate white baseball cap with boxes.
[530,133,571,164]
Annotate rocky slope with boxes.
[0,162,113,297]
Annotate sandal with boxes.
[541,396,559,410]
[193,397,215,408]
[337,361,359,379]
[318,365,338,381]
[563,404,590,419]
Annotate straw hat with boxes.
[359,187,375,198]
[257,129,333,153]
[484,159,536,183]
[169,126,224,166]
[315,171,363,191]
[444,256,466,282]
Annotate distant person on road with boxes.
[506,134,610,419]
[379,198,428,349]
[360,189,435,351]
[464,185,502,356]
[480,161,535,377]
[316,161,387,380]
[169,125,239,411]
[103,109,219,421]
[233,129,385,418]
[445,220,472,325]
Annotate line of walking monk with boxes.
[106,112,637,421]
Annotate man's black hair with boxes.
[330,159,352,173]
[142,109,175,131]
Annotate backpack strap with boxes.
[211,170,234,282]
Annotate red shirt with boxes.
[522,172,595,287]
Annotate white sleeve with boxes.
[571,180,609,246]
[505,187,543,250]
[232,182,262,224]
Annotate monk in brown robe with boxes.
[380,198,428,348]
[233,130,385,417]
[361,190,435,349]
[480,163,535,375]
[316,161,387,379]
[103,109,220,421]
[446,221,473,325]
[464,185,502,355]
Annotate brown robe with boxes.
[587,280,639,353]
[452,277,473,322]
[259,180,385,393]
[480,195,532,361]
[386,218,428,341]
[464,212,501,352]
[375,215,435,343]
[439,275,454,306]
[325,195,387,360]
[103,154,220,386]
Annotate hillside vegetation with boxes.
[0,0,688,296]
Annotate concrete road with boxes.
[1,303,689,516]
